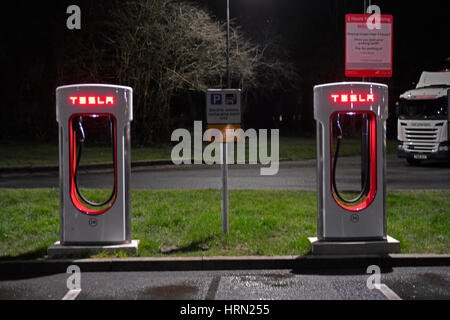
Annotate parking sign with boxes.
[345,14,393,78]
[211,93,222,105]
[206,89,241,124]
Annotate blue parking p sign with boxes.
[206,89,241,125]
[211,93,222,105]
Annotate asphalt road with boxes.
[0,266,448,300]
[1,154,449,190]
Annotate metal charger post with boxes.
[309,82,400,255]
[48,84,139,257]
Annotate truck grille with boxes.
[404,127,439,153]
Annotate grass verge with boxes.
[0,138,397,167]
[0,188,448,259]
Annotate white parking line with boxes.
[375,283,402,300]
[62,289,82,300]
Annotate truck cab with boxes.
[397,71,450,165]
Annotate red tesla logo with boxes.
[69,96,115,105]
[330,93,375,103]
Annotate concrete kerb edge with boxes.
[0,160,174,175]
[0,158,299,175]
[0,254,449,276]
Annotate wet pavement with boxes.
[0,266,448,300]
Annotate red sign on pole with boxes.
[345,14,393,78]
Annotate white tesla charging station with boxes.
[48,84,138,256]
[309,82,400,255]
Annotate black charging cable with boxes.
[332,114,370,204]
[74,116,116,207]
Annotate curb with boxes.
[0,158,303,175]
[0,159,174,175]
[0,254,449,276]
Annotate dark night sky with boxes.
[197,0,449,89]
[195,0,449,135]
[3,0,448,90]
[0,0,449,138]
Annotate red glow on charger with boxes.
[69,96,115,105]
[330,93,375,104]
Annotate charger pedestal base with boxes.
[47,240,140,258]
[308,236,400,256]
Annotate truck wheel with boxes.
[407,158,421,166]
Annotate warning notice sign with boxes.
[345,14,393,78]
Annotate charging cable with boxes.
[73,116,116,207]
[332,113,370,204]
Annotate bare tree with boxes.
[57,0,298,144]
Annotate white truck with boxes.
[397,71,450,165]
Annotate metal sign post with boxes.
[221,141,229,234]
[206,89,241,235]
[214,0,234,234]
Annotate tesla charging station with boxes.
[48,84,138,256]
[309,82,399,255]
